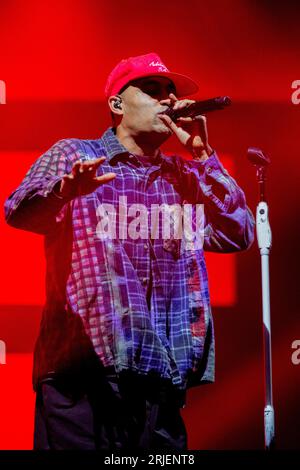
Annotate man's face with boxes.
[119,76,176,137]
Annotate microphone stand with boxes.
[247,148,275,450]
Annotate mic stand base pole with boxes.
[256,198,275,450]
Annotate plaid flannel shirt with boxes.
[4,127,255,395]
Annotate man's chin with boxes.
[140,123,172,143]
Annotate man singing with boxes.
[4,53,255,450]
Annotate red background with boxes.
[0,0,299,450]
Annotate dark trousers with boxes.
[33,370,187,450]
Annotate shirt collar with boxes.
[100,127,128,162]
[100,127,166,166]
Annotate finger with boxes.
[78,157,106,174]
[175,119,195,132]
[160,113,205,152]
[88,156,106,166]
[178,116,193,122]
[91,156,107,170]
[73,156,105,170]
[76,160,98,173]
[158,114,191,143]
[194,114,207,124]
[159,97,172,107]
[63,173,74,180]
[158,114,175,132]
[176,118,198,135]
[79,164,86,174]
[159,113,190,130]
[173,99,194,111]
[194,115,208,145]
[169,93,178,103]
[71,161,82,177]
[95,172,116,184]
[79,162,94,173]
[159,113,192,135]
[81,156,106,166]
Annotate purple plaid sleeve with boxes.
[179,152,255,252]
[4,139,84,233]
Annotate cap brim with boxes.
[154,72,199,97]
[119,71,199,98]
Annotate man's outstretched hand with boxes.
[158,93,214,161]
[58,157,116,199]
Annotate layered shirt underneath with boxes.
[4,128,255,396]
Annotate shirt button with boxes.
[206,166,212,174]
[142,277,147,285]
[144,244,148,250]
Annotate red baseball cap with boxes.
[104,52,199,99]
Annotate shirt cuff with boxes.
[33,176,72,206]
[191,151,230,177]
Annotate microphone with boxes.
[247,147,270,167]
[163,96,231,121]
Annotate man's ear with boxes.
[108,95,123,117]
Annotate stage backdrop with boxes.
[0,0,299,450]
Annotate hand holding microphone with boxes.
[158,93,231,160]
